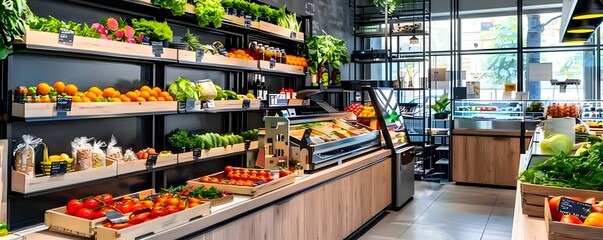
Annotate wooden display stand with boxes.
[11,161,117,194]
[178,50,259,69]
[213,100,261,111]
[521,182,603,218]
[45,189,156,238]
[258,21,304,41]
[187,171,296,198]
[116,155,177,175]
[177,142,258,164]
[95,201,211,240]
[17,30,178,60]
[12,102,178,119]
[258,61,305,75]
[544,199,603,240]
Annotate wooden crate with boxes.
[521,182,603,218]
[154,154,178,168]
[178,141,258,164]
[258,60,305,74]
[202,194,234,206]
[116,160,146,175]
[11,162,117,194]
[258,21,304,41]
[544,198,603,240]
[213,100,261,111]
[45,189,156,238]
[178,50,259,69]
[19,30,178,60]
[12,102,177,119]
[289,99,304,107]
[224,15,261,29]
[187,170,296,198]
[95,201,211,240]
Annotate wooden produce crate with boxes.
[224,15,261,29]
[116,154,177,175]
[258,60,305,75]
[258,21,304,41]
[12,101,177,119]
[288,99,304,107]
[178,50,259,69]
[178,141,259,164]
[19,30,178,60]
[12,162,117,194]
[153,154,178,168]
[45,189,156,238]
[202,194,234,206]
[544,198,603,240]
[187,169,296,198]
[213,100,261,111]
[521,182,603,218]
[95,201,211,240]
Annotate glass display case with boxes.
[453,99,544,131]
[368,88,412,149]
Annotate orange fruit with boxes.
[140,91,150,100]
[165,96,173,101]
[64,84,79,96]
[160,92,171,98]
[89,86,103,96]
[148,96,157,101]
[157,96,165,101]
[111,97,121,102]
[84,91,97,101]
[53,81,66,94]
[41,96,51,103]
[113,90,121,98]
[72,96,82,102]
[136,97,146,102]
[140,86,152,92]
[147,90,158,98]
[119,95,130,102]
[125,91,138,101]
[135,90,141,97]
[103,88,115,98]
[152,87,162,96]
[82,96,92,102]
[36,82,51,95]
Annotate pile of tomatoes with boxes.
[198,166,294,187]
[345,103,364,116]
[549,196,603,226]
[66,194,120,220]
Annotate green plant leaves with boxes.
[298,35,349,73]
[193,0,225,28]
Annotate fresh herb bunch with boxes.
[167,129,192,149]
[189,186,223,199]
[298,35,349,73]
[153,0,187,16]
[181,29,201,51]
[276,12,301,31]
[131,18,173,42]
[28,16,101,38]
[519,141,603,190]
[0,0,33,59]
[193,0,225,28]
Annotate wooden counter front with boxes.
[452,129,533,187]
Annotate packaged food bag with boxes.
[13,135,43,176]
[91,140,107,168]
[195,79,217,101]
[106,135,123,163]
[71,137,93,171]
[123,149,137,162]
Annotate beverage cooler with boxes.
[367,87,415,209]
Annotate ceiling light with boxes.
[563,39,588,44]
[409,35,419,44]
[572,0,603,20]
[567,28,595,33]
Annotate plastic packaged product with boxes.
[195,79,217,101]
[91,140,107,168]
[106,135,124,162]
[13,135,43,176]
[71,137,93,171]
[123,149,138,162]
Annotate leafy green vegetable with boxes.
[153,0,187,16]
[168,77,200,101]
[372,0,413,14]
[189,186,223,199]
[167,129,192,149]
[193,0,225,28]
[431,93,450,113]
[131,18,173,42]
[277,12,301,31]
[519,142,603,190]
[181,29,201,51]
[298,35,349,73]
[0,0,33,59]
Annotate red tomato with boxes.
[259,171,268,178]
[75,208,95,220]
[166,197,180,206]
[95,194,115,205]
[103,222,112,228]
[584,212,603,227]
[560,215,583,224]
[279,170,290,178]
[227,172,235,179]
[115,202,134,214]
[128,212,151,225]
[165,205,179,214]
[258,176,267,182]
[83,198,102,210]
[150,207,167,218]
[66,199,84,216]
[110,222,132,230]
[177,199,188,211]
[93,207,114,219]
[225,166,233,173]
[549,197,585,221]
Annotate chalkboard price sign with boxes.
[105,211,128,224]
[146,154,158,168]
[58,28,75,46]
[193,148,201,157]
[50,161,68,176]
[558,197,592,221]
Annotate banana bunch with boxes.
[575,124,587,133]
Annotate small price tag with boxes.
[58,28,75,46]
[269,58,276,69]
[185,98,196,111]
[50,161,68,176]
[242,99,250,109]
[105,211,129,224]
[129,193,140,199]
[276,98,289,106]
[193,148,201,157]
[146,194,160,202]
[56,97,72,112]
[558,197,592,221]
[290,31,297,39]
[244,18,252,28]
[151,42,164,57]
[146,154,158,168]
[204,100,215,108]
[196,49,205,62]
[218,48,228,56]
[244,140,251,150]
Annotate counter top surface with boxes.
[20,149,392,240]
[453,128,534,137]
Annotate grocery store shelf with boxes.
[11,102,178,122]
[355,30,429,38]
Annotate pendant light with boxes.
[572,0,603,20]
[567,20,596,33]
[409,34,419,44]
[409,1,419,45]
[562,35,590,44]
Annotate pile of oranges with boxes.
[21,81,174,103]
[285,55,308,67]
[226,49,254,60]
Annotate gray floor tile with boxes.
[398,224,484,240]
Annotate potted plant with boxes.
[131,18,173,47]
[330,37,349,86]
[432,93,450,119]
[372,0,412,13]
[298,35,349,87]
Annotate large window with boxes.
[461,16,518,50]
[461,53,517,99]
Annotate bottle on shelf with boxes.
[275,48,282,63]
[248,74,257,95]
[258,44,265,61]
[281,49,286,64]
[263,45,270,61]
[255,74,262,97]
[261,76,268,100]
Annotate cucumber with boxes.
[222,136,230,146]
[236,135,244,143]
[227,135,236,145]
[209,133,217,148]
[202,136,211,150]
[214,133,222,147]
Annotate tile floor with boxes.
[360,181,516,240]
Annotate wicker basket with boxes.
[40,144,75,175]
